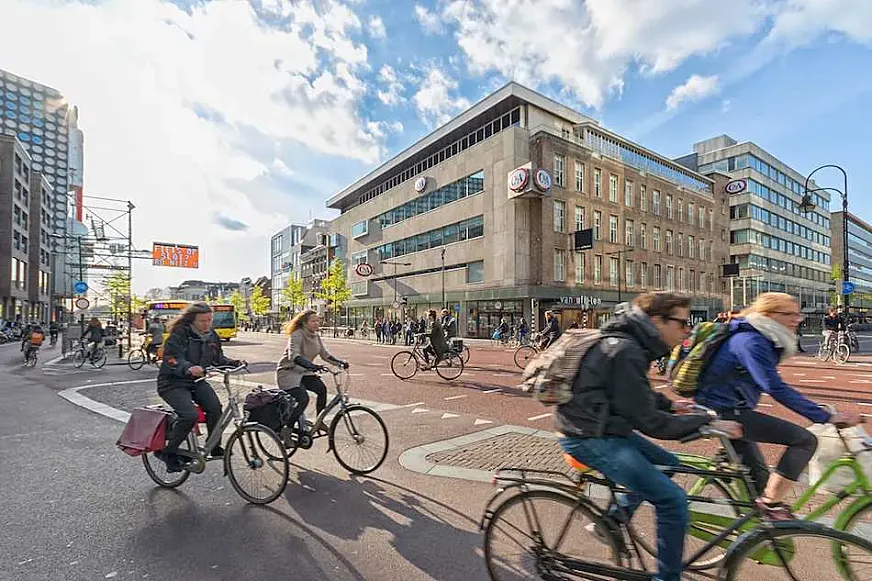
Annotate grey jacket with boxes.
[275,328,337,389]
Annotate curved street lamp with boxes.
[798,165,848,310]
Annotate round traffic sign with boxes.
[354,263,374,277]
[74,281,88,294]
[74,297,90,310]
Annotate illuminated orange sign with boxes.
[152,242,199,269]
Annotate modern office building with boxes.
[327,82,729,337]
[269,219,331,313]
[832,211,872,312]
[677,135,832,310]
[27,171,53,321]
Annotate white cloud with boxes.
[764,0,872,49]
[368,15,387,38]
[413,65,471,127]
[0,0,387,291]
[721,99,733,113]
[377,64,406,105]
[414,4,444,34]
[665,74,720,109]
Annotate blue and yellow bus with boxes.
[144,300,238,341]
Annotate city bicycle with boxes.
[23,346,39,367]
[819,330,852,364]
[480,421,872,581]
[390,334,464,380]
[140,364,290,504]
[513,332,543,369]
[72,340,108,369]
[261,367,389,475]
[127,334,161,370]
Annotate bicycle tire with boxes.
[142,439,192,489]
[721,522,872,581]
[513,345,537,369]
[254,427,298,460]
[390,350,418,380]
[73,349,86,368]
[224,424,289,505]
[91,349,108,369]
[483,489,626,581]
[128,349,146,370]
[435,352,464,380]
[835,343,851,364]
[329,405,389,475]
[840,499,872,540]
[459,345,470,365]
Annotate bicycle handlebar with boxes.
[194,362,249,381]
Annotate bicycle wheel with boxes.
[840,500,872,542]
[142,439,192,489]
[390,350,418,380]
[483,489,625,581]
[73,349,86,368]
[128,349,146,370]
[254,425,299,460]
[91,349,108,369]
[722,524,872,581]
[835,343,851,364]
[435,352,464,380]
[461,345,470,365]
[224,424,289,504]
[329,405,389,475]
[513,345,537,369]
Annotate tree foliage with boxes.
[281,275,307,314]
[102,272,131,321]
[250,285,271,316]
[315,259,351,312]
[228,290,249,322]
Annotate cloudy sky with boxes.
[2,0,871,293]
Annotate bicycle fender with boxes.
[834,494,872,531]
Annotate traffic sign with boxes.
[842,281,856,295]
[454,304,461,312]
[74,297,90,310]
[74,281,88,294]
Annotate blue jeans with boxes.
[559,434,686,581]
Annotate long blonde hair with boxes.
[739,292,798,318]
[284,309,318,335]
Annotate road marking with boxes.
[411,408,428,414]
[443,395,467,401]
[798,379,825,383]
[527,413,552,421]
[858,402,872,407]
[758,403,774,407]
[851,380,872,384]
[441,413,460,419]
[863,414,872,419]
[373,355,390,359]
[482,388,502,394]
[57,379,156,423]
[365,363,381,367]
[349,373,364,377]
[793,373,807,376]
[822,376,837,380]
[403,401,425,407]
[380,373,394,377]
[474,419,493,426]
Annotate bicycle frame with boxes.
[304,369,351,436]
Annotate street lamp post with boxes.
[380,259,412,318]
[441,247,446,310]
[798,164,848,311]
[607,248,634,303]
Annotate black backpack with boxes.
[244,387,295,432]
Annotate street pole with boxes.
[122,202,133,358]
[441,247,446,309]
[802,165,849,312]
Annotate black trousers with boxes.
[717,408,819,496]
[283,375,328,426]
[160,383,222,454]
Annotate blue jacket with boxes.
[695,319,831,424]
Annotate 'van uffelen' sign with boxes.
[558,296,603,308]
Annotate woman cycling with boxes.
[276,310,348,430]
[157,302,244,472]
[695,292,859,518]
[84,317,105,359]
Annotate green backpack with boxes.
[667,322,733,396]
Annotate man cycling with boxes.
[822,306,845,347]
[557,292,741,581]
[23,324,45,362]
[145,317,165,362]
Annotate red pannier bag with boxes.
[116,407,172,457]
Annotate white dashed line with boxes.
[482,388,502,394]
[822,376,837,380]
[441,413,460,419]
[380,373,393,377]
[411,408,428,414]
[793,373,807,376]
[527,413,552,422]
[798,379,825,383]
[403,401,425,407]
[758,403,774,408]
[444,395,467,401]
[858,402,872,407]
[474,419,493,426]
[851,380,872,384]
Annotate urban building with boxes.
[27,171,53,321]
[300,234,337,314]
[155,280,239,302]
[677,135,832,311]
[268,219,331,312]
[327,82,728,337]
[831,211,872,312]
[0,136,35,320]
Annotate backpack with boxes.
[667,322,733,396]
[520,330,603,406]
[30,331,45,346]
[244,387,296,432]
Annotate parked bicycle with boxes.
[480,417,872,581]
[72,339,108,369]
[390,334,464,380]
[141,364,290,504]
[819,329,851,364]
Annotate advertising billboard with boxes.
[152,242,199,269]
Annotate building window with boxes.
[679,267,685,291]
[653,226,661,251]
[688,235,695,258]
[689,269,696,292]
[609,215,618,243]
[699,206,706,228]
[666,265,675,291]
[641,262,648,288]
[553,200,566,233]
[640,223,647,249]
[554,249,566,281]
[665,229,673,255]
[609,257,619,287]
[653,190,661,215]
[699,238,705,262]
[666,194,673,219]
[609,174,618,203]
[708,209,713,230]
[625,180,633,207]
[575,251,584,283]
[377,170,484,228]
[553,154,566,187]
[708,241,713,261]
[677,199,684,222]
[351,281,368,296]
[467,260,484,283]
[594,255,603,283]
[594,168,602,197]
[677,233,684,257]
[376,215,484,261]
[574,206,585,231]
[594,211,602,240]
[352,220,368,239]
[688,202,695,226]
[626,260,634,287]
[351,250,368,265]
[625,219,634,247]
[654,264,662,288]
[575,162,584,192]
[640,185,647,212]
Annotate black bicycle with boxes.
[481,422,872,580]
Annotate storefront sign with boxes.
[354,263,374,277]
[414,176,428,193]
[533,169,552,192]
[557,296,603,308]
[508,168,529,192]
[725,179,747,194]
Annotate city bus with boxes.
[143,300,238,341]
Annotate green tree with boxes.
[281,276,307,315]
[102,271,131,321]
[228,290,249,322]
[316,259,352,327]
[250,285,271,317]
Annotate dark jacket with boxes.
[544,317,561,341]
[823,314,844,331]
[86,325,104,343]
[157,325,240,393]
[695,319,831,424]
[554,305,710,440]
[428,319,449,356]
[441,315,457,339]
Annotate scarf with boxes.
[745,312,797,361]
[189,324,211,340]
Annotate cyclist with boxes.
[556,292,742,581]
[19,321,33,352]
[83,317,105,360]
[276,309,348,430]
[517,317,529,343]
[440,308,457,340]
[157,302,244,472]
[421,309,448,370]
[540,310,561,349]
[145,317,165,362]
[696,292,859,518]
[23,324,45,362]
[497,317,510,342]
[822,306,844,348]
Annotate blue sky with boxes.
[2,0,871,291]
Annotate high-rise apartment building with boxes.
[677,135,832,310]
[831,211,872,311]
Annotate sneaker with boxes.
[208,445,224,458]
[755,498,795,521]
